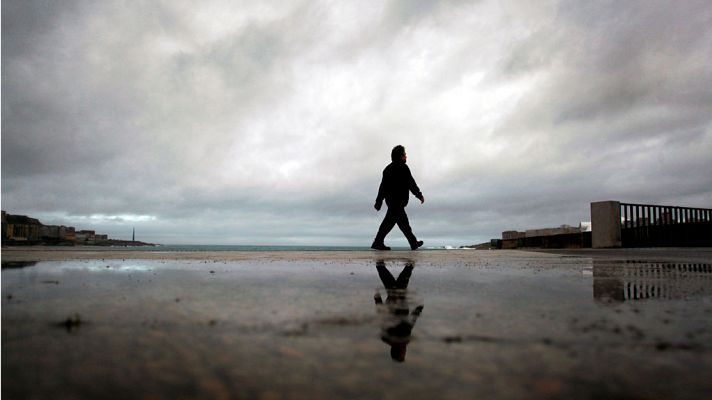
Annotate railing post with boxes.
[591,201,622,248]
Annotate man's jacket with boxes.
[376,161,423,208]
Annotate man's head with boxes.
[391,145,406,163]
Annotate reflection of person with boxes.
[374,260,424,362]
[371,145,425,251]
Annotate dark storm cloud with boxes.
[2,1,112,176]
[1,0,80,57]
[2,0,711,245]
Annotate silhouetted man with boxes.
[374,260,424,362]
[372,145,425,251]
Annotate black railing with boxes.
[620,203,712,247]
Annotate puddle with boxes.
[1,261,38,269]
[2,256,712,399]
[593,261,712,303]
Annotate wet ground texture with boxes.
[3,250,712,399]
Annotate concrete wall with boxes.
[591,201,621,248]
[525,225,581,238]
[501,239,519,249]
[521,232,591,249]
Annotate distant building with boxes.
[76,230,96,244]
[3,213,43,241]
[499,222,592,250]
[579,222,592,232]
[40,225,61,240]
[64,226,76,242]
[525,225,581,238]
[502,230,526,240]
[41,225,79,242]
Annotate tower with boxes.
[132,227,135,241]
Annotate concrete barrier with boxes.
[591,201,621,248]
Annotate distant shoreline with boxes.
[1,239,156,247]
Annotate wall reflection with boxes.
[374,260,424,362]
[593,261,712,303]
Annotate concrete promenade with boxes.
[4,245,711,262]
[3,248,712,399]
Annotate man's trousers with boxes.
[374,206,417,247]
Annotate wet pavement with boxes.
[3,251,712,399]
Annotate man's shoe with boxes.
[371,243,391,251]
[410,240,424,250]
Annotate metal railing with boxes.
[620,203,712,247]
[621,203,712,228]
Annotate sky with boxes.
[2,0,712,247]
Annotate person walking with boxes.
[371,145,425,251]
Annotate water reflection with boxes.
[1,261,38,269]
[374,260,424,362]
[593,261,712,303]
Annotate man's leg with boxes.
[394,263,414,289]
[395,209,419,248]
[376,261,397,289]
[374,207,398,246]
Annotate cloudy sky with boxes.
[2,0,711,246]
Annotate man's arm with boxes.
[409,305,424,325]
[375,171,386,211]
[406,166,425,204]
[374,292,383,305]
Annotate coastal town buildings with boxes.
[2,210,108,245]
[75,230,96,244]
[2,211,43,242]
[39,225,76,242]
